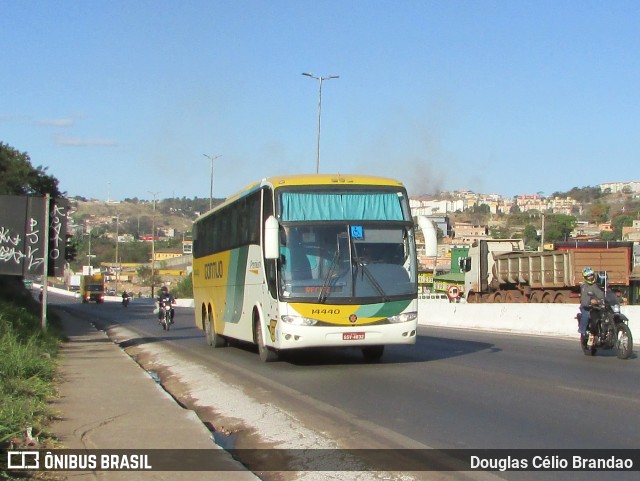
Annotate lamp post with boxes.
[302,72,339,174]
[114,213,120,294]
[148,191,159,297]
[85,227,95,271]
[203,154,222,210]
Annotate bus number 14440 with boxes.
[311,308,341,315]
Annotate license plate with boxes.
[343,332,365,341]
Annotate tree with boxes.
[551,185,602,203]
[473,204,491,214]
[489,226,509,239]
[543,215,577,243]
[523,224,539,250]
[587,201,610,224]
[173,273,193,299]
[611,214,634,240]
[136,265,163,290]
[0,142,62,197]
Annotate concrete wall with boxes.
[418,300,640,341]
[43,284,638,342]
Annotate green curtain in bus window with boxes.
[281,193,403,221]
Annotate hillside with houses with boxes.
[62,181,640,298]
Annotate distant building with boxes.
[570,221,614,238]
[549,196,581,215]
[516,194,545,212]
[452,222,489,245]
[153,249,183,262]
[410,197,464,215]
[622,220,640,242]
[600,181,640,194]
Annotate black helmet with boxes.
[161,286,168,293]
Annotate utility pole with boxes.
[203,154,222,210]
[41,194,50,330]
[114,213,120,294]
[148,191,159,297]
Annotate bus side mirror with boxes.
[264,215,280,260]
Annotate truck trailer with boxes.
[67,274,81,292]
[459,239,632,303]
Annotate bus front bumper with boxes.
[272,321,417,350]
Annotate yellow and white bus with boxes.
[192,174,418,362]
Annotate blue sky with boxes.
[2,0,639,201]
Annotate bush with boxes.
[0,276,62,455]
[172,273,193,299]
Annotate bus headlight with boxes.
[387,311,417,323]
[281,315,318,326]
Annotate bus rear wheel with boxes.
[205,311,226,348]
[362,345,384,362]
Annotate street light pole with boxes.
[148,191,159,298]
[203,154,222,210]
[114,213,120,294]
[302,72,339,174]
[85,227,94,270]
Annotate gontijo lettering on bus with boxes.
[204,260,223,280]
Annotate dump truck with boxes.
[459,239,632,303]
[81,273,105,303]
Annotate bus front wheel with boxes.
[362,345,384,362]
[255,318,278,362]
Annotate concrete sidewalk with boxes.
[49,311,258,480]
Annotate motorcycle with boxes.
[122,295,130,307]
[577,296,633,359]
[158,300,173,331]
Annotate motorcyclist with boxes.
[578,267,605,338]
[121,290,130,306]
[156,286,175,323]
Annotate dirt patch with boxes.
[108,329,439,481]
[125,344,269,448]
[121,343,295,481]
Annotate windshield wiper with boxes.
[317,250,339,304]
[354,259,389,301]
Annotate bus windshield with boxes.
[278,223,416,303]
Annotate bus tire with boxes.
[255,318,277,362]
[205,310,226,348]
[529,291,542,303]
[362,345,384,362]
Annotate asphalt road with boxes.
[52,294,640,480]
